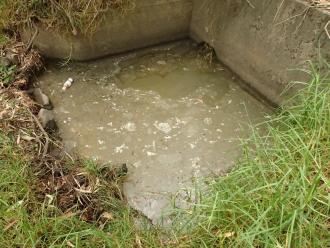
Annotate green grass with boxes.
[0,31,17,88]
[1,64,329,247]
[0,32,8,44]
[0,134,163,247]
[0,65,16,87]
[174,64,330,247]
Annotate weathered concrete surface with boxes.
[22,0,192,61]
[190,0,330,105]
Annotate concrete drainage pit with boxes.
[38,40,270,223]
[29,0,329,224]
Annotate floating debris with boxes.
[204,117,213,125]
[62,78,74,91]
[123,122,136,132]
[114,144,128,153]
[154,122,172,134]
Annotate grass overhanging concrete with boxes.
[0,0,134,35]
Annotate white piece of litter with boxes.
[62,78,74,91]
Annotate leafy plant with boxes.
[0,65,16,87]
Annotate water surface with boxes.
[39,40,269,223]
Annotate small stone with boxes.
[38,109,57,132]
[33,88,52,109]
[5,52,19,65]
[0,56,11,67]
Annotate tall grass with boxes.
[175,64,330,247]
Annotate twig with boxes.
[325,20,330,40]
[25,107,49,158]
[274,0,286,23]
[25,28,39,55]
[246,0,255,9]
[275,7,310,26]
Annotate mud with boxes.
[38,40,270,223]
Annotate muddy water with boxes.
[38,40,269,223]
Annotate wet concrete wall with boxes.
[190,0,330,105]
[22,0,192,61]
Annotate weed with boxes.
[0,65,16,87]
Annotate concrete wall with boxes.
[22,0,192,61]
[24,0,330,103]
[190,0,330,105]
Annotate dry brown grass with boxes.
[0,0,135,35]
